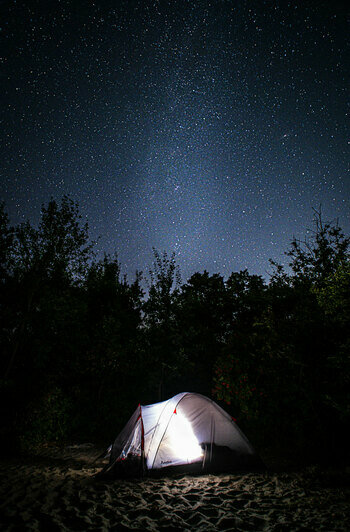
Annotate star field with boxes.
[1,0,349,281]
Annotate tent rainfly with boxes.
[100,392,262,477]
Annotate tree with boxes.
[268,212,350,443]
[71,254,144,439]
[2,196,94,380]
[143,249,182,400]
[270,208,349,287]
[0,202,14,283]
[213,213,349,456]
[0,198,96,448]
[176,271,230,394]
[144,249,181,326]
[212,271,269,432]
[313,260,350,423]
[13,195,94,284]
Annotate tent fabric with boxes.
[102,392,260,477]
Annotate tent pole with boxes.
[140,404,146,477]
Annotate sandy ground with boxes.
[0,444,349,531]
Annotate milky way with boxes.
[1,0,349,281]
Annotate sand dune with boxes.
[0,444,349,531]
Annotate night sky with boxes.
[1,0,349,282]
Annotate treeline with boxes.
[0,197,349,461]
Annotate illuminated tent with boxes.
[100,392,261,477]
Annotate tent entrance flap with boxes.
[121,417,142,459]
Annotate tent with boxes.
[100,392,262,477]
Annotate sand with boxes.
[0,444,349,531]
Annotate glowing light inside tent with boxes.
[168,411,203,462]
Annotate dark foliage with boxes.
[0,201,348,463]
